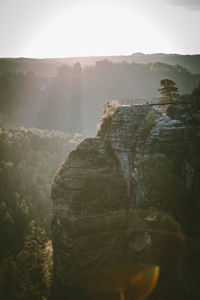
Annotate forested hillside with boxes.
[0,61,200,136]
[0,127,75,299]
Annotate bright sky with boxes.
[0,0,199,58]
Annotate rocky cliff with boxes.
[51,89,200,300]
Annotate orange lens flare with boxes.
[120,288,125,300]
[86,264,160,300]
[129,265,160,300]
[130,272,143,285]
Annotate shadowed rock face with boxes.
[52,94,200,300]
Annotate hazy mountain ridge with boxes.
[0,53,200,76]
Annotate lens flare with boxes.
[84,264,160,300]
[129,265,160,300]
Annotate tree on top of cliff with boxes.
[158,79,179,104]
[97,101,119,136]
[103,101,119,118]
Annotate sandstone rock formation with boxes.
[52,92,200,300]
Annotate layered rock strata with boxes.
[52,94,200,300]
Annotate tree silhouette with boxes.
[158,79,179,104]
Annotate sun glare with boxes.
[26,3,171,58]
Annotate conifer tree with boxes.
[15,220,49,300]
[158,79,179,104]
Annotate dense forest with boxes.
[0,127,76,299]
[0,60,200,136]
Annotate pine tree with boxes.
[158,79,179,104]
[15,220,50,300]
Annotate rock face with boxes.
[52,92,200,300]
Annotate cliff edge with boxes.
[51,90,200,300]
